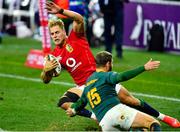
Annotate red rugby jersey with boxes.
[51,30,96,86]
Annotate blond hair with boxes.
[48,19,65,30]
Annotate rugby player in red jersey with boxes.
[41,1,180,128]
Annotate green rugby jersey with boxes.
[71,66,145,122]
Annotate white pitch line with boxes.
[0,73,75,87]
[0,73,180,102]
[132,92,180,102]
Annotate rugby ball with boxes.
[47,54,61,75]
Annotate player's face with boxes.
[50,25,66,46]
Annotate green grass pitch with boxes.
[0,36,180,131]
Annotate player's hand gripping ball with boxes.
[46,54,61,76]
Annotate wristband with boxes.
[58,9,64,14]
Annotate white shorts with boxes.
[75,85,85,91]
[99,103,138,131]
[115,83,122,94]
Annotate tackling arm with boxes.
[66,94,87,117]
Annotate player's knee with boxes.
[150,121,161,131]
[57,91,80,109]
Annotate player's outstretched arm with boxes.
[66,94,88,117]
[144,58,160,71]
[109,58,160,83]
[45,1,84,34]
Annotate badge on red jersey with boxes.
[66,44,73,53]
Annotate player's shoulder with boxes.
[89,72,108,82]
[105,71,118,78]
[107,71,118,75]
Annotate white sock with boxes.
[157,113,165,120]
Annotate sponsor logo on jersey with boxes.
[66,44,73,53]
[65,57,82,72]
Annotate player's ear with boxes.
[107,61,111,66]
[105,61,111,71]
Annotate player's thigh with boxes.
[67,86,84,97]
[131,110,159,129]
[100,104,138,130]
[116,104,138,130]
[118,85,140,106]
[58,86,84,109]
[100,110,120,131]
[101,124,119,132]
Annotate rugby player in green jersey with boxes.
[67,51,161,131]
[45,1,179,128]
